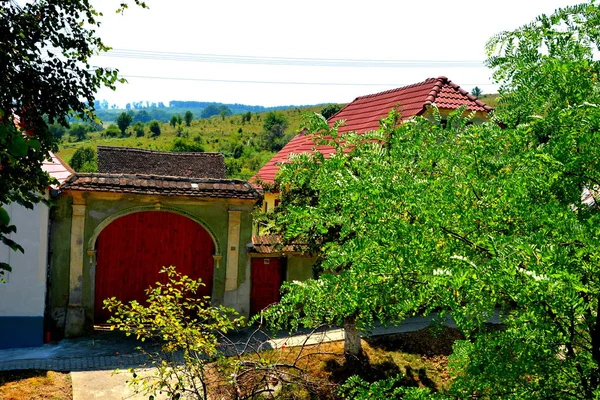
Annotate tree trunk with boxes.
[343,316,368,370]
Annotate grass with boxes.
[0,370,72,400]
[208,326,461,399]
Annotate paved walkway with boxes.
[0,315,470,399]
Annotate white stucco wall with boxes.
[0,202,49,317]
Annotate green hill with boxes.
[58,105,332,180]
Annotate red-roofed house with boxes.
[0,152,72,349]
[247,77,492,314]
[254,76,491,193]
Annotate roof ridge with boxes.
[422,76,493,112]
[97,146,223,157]
[353,77,439,101]
[71,172,251,184]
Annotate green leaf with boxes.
[0,207,9,226]
[8,135,28,157]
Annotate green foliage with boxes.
[339,375,432,400]
[201,105,232,119]
[132,121,145,138]
[320,104,343,119]
[68,123,89,141]
[117,112,133,136]
[263,3,600,397]
[104,266,243,400]
[148,120,161,137]
[48,123,67,140]
[170,114,182,128]
[170,138,205,152]
[470,86,482,98]
[261,112,290,151]
[0,0,143,274]
[103,124,120,138]
[69,146,97,172]
[241,111,252,124]
[184,110,193,127]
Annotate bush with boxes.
[103,124,120,138]
[170,138,205,152]
[148,120,161,137]
[132,122,145,137]
[68,123,88,141]
[69,147,97,172]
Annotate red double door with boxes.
[94,211,215,322]
[250,257,284,315]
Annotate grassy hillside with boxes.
[478,93,499,109]
[58,105,328,180]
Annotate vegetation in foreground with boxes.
[262,2,600,398]
[0,370,72,400]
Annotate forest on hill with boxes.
[57,94,496,181]
[92,99,327,124]
[57,104,340,180]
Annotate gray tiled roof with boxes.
[61,173,260,200]
[97,146,226,179]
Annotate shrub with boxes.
[69,146,97,172]
[148,120,161,137]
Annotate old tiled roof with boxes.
[97,146,226,179]
[253,76,492,185]
[61,173,260,200]
[251,235,305,254]
[43,152,73,188]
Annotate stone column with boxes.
[225,211,241,291]
[65,195,86,337]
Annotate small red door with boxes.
[250,257,283,315]
[95,211,215,322]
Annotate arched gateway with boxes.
[94,211,215,322]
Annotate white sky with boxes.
[90,0,585,108]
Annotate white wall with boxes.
[0,202,49,317]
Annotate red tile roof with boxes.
[253,76,492,185]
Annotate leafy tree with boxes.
[117,112,133,136]
[170,114,181,128]
[170,138,205,153]
[241,111,252,124]
[264,2,600,397]
[261,112,289,152]
[103,124,121,138]
[470,86,483,98]
[132,110,151,123]
[320,104,342,119]
[184,110,194,127]
[132,121,145,137]
[148,120,161,137]
[48,123,67,140]
[68,123,89,142]
[69,147,97,172]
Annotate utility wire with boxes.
[120,74,496,87]
[103,48,486,68]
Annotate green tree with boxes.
[103,124,120,138]
[69,146,97,172]
[170,114,181,128]
[470,86,482,98]
[148,120,161,137]
[68,123,89,142]
[264,2,600,397]
[320,104,342,119]
[117,112,133,136]
[132,121,145,137]
[184,110,193,127]
[261,112,289,152]
[170,138,205,152]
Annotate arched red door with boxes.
[94,211,215,322]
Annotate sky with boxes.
[90,0,586,108]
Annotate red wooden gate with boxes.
[250,257,283,315]
[95,211,215,322]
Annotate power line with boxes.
[120,74,496,87]
[103,48,486,68]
